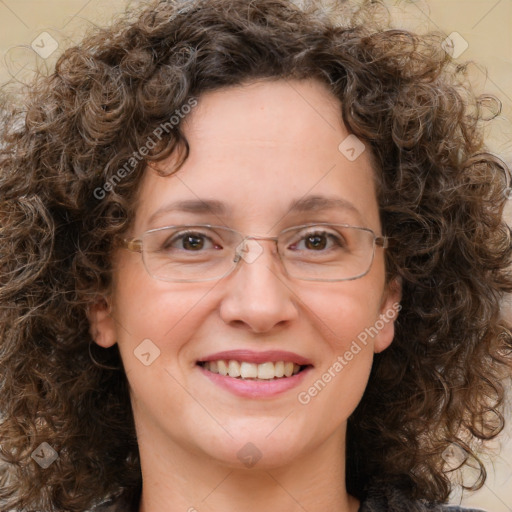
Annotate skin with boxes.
[89,78,401,512]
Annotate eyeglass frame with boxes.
[120,222,389,283]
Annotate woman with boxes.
[0,1,510,511]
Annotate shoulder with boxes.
[358,485,487,512]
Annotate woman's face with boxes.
[90,78,399,471]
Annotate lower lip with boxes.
[197,364,312,398]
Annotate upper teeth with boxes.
[202,360,302,379]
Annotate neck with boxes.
[135,423,359,512]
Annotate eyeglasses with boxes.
[121,223,388,283]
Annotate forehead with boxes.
[133,78,380,233]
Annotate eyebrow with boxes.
[146,194,363,226]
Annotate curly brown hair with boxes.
[1,0,511,510]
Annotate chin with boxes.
[198,432,305,470]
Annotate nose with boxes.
[218,239,299,333]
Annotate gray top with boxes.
[358,484,486,512]
[93,484,487,512]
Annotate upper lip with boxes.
[197,350,313,366]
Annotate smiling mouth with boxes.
[197,360,311,380]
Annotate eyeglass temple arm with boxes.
[122,237,143,252]
[376,236,389,249]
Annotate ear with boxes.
[86,296,117,348]
[374,277,402,354]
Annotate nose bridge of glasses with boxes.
[233,234,280,265]
[245,234,280,244]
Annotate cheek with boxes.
[110,277,213,419]
[293,280,384,414]
[110,261,214,366]
[300,278,385,351]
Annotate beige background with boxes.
[1,0,511,510]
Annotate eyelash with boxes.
[163,228,346,252]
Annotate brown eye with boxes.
[162,231,216,252]
[181,234,205,250]
[304,234,327,250]
[291,230,344,252]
